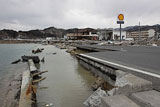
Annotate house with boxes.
[66,28,98,40]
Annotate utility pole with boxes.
[155,24,158,40]
[138,22,141,42]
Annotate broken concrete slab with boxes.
[130,90,160,107]
[108,73,152,96]
[28,59,37,73]
[19,71,32,107]
[83,88,108,107]
[115,70,128,79]
[100,94,140,107]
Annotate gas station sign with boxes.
[117,14,124,42]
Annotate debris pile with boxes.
[32,48,44,54]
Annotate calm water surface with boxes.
[0,44,96,107]
[36,45,96,107]
[0,44,40,106]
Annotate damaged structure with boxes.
[127,29,155,41]
[66,28,98,40]
[75,44,160,107]
[19,59,47,107]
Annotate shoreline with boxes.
[0,63,28,107]
[0,40,40,44]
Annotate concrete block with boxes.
[28,59,37,73]
[19,71,32,107]
[115,70,128,79]
[83,88,108,107]
[101,94,140,107]
[108,73,152,95]
[130,90,160,107]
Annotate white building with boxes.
[97,29,113,41]
[112,29,127,41]
[126,29,155,41]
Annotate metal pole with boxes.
[120,24,121,42]
[139,22,141,42]
[155,24,158,40]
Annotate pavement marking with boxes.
[80,54,160,79]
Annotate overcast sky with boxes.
[0,0,160,31]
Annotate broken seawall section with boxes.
[19,59,37,107]
[19,59,47,107]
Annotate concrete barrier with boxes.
[28,59,38,74]
[19,71,33,107]
[77,55,155,95]
[19,59,37,107]
[77,54,160,91]
[77,55,117,86]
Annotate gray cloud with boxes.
[0,0,160,30]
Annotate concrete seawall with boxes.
[77,53,160,90]
[77,54,160,107]
[19,59,38,107]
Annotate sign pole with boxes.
[117,14,124,42]
[120,23,121,42]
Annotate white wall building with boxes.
[97,29,113,41]
[112,30,127,41]
[126,29,155,41]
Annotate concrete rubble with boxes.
[83,88,108,107]
[130,90,160,107]
[66,46,77,54]
[83,71,154,107]
[101,94,140,107]
[107,72,152,96]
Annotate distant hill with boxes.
[0,25,159,39]
[0,29,18,40]
[0,27,66,39]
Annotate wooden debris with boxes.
[32,77,46,83]
[41,57,45,62]
[32,85,37,94]
[11,59,21,64]
[32,71,48,77]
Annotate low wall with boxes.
[76,54,160,91]
[77,54,117,86]
[19,59,37,107]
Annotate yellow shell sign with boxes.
[118,14,124,21]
